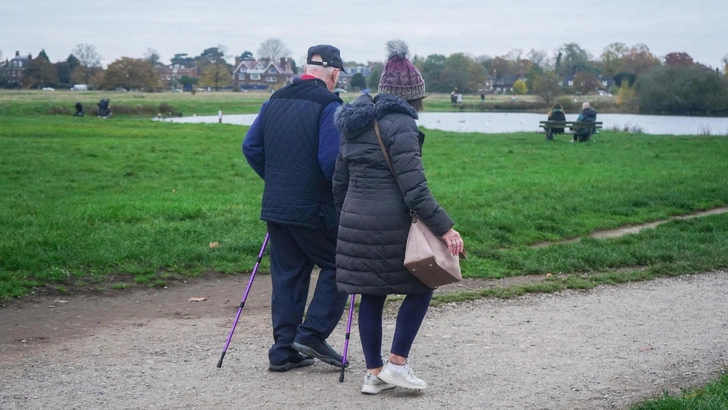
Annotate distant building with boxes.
[337,65,372,88]
[4,51,32,87]
[155,63,197,88]
[492,74,522,94]
[232,58,295,90]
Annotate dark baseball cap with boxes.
[307,44,347,73]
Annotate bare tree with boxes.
[257,38,291,61]
[144,48,161,66]
[527,49,549,68]
[72,43,102,85]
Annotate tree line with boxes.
[2,41,728,115]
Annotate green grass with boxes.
[630,369,728,410]
[1,113,728,298]
[0,90,620,117]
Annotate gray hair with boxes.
[305,54,338,76]
[582,102,590,109]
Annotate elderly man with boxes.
[243,45,348,372]
[574,101,598,142]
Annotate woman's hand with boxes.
[441,228,464,257]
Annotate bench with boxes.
[538,121,603,142]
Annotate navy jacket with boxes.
[243,77,342,228]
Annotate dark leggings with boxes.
[358,291,433,370]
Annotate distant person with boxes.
[243,44,348,372]
[74,102,84,117]
[333,39,464,394]
[574,102,598,142]
[547,104,566,134]
[480,92,485,102]
[97,99,111,117]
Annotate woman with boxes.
[547,103,566,135]
[332,40,464,394]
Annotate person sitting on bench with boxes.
[574,102,597,142]
[547,104,566,135]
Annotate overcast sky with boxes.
[2,0,727,69]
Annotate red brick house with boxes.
[155,63,197,87]
[232,57,295,90]
[4,51,32,86]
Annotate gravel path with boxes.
[1,271,727,410]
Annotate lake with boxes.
[160,112,728,136]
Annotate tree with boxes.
[614,72,637,87]
[179,75,198,90]
[144,48,161,66]
[257,38,291,61]
[600,42,628,78]
[23,50,58,88]
[55,61,72,86]
[417,54,446,92]
[512,79,528,95]
[621,44,660,75]
[101,57,160,90]
[616,82,638,112]
[531,71,560,104]
[723,54,728,78]
[527,49,549,69]
[171,53,194,66]
[199,64,232,91]
[573,72,600,94]
[239,51,254,61]
[350,73,366,90]
[196,46,228,69]
[635,65,728,115]
[72,43,102,84]
[664,52,694,67]
[66,54,80,72]
[558,43,592,75]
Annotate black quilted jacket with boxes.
[332,93,454,295]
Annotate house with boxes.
[4,51,32,86]
[156,63,197,87]
[492,74,522,94]
[559,74,575,87]
[337,65,372,88]
[232,57,295,90]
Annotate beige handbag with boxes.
[373,119,463,289]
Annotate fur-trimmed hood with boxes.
[334,93,418,138]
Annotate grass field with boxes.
[0,89,619,117]
[630,369,728,410]
[1,110,728,298]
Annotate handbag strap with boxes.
[373,119,397,177]
[373,118,418,221]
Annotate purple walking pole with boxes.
[217,233,270,368]
[339,293,356,382]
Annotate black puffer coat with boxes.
[332,93,454,295]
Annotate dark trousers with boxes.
[358,291,433,369]
[266,222,347,366]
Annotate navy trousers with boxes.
[266,222,347,366]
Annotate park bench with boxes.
[538,121,603,142]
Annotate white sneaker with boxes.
[377,362,427,390]
[361,373,396,395]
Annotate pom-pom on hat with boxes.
[377,40,425,101]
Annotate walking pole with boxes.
[217,233,270,368]
[339,293,356,382]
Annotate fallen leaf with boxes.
[209,241,219,249]
[189,297,207,302]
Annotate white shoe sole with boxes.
[378,370,427,390]
[361,384,396,395]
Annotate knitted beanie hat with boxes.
[377,40,425,101]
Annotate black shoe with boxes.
[292,340,347,368]
[268,353,315,372]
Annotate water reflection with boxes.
[160,112,728,136]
